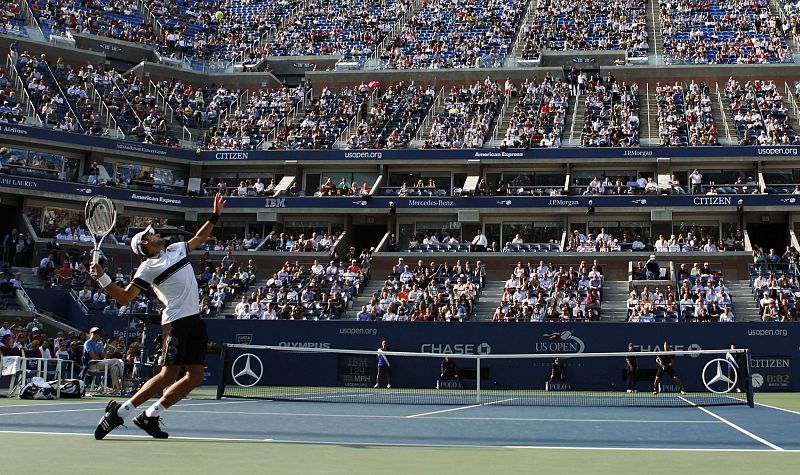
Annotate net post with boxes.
[215,344,228,400]
[745,349,754,408]
[475,355,481,404]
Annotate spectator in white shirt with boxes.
[689,169,702,194]
[471,231,488,252]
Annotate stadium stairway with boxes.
[342,279,385,319]
[727,280,762,322]
[565,93,583,146]
[599,281,630,321]
[643,90,659,146]
[486,93,521,147]
[471,280,505,320]
[647,0,662,64]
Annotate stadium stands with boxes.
[382,0,525,69]
[580,75,640,147]
[266,0,411,65]
[346,81,435,149]
[520,0,649,63]
[493,261,602,322]
[203,83,311,150]
[502,75,570,148]
[660,0,792,65]
[423,80,503,149]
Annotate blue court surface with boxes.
[0,397,798,452]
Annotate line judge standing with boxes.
[375,339,391,388]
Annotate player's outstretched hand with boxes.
[213,192,226,215]
[90,261,105,280]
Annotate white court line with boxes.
[170,409,722,424]
[1,429,794,452]
[406,404,483,418]
[0,401,106,409]
[755,402,800,417]
[680,396,784,451]
[0,400,255,417]
[0,408,101,417]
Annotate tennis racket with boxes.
[84,195,117,266]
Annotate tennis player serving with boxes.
[91,192,225,440]
[653,340,686,396]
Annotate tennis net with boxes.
[216,345,754,407]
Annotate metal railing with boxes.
[5,54,44,127]
[86,80,125,138]
[412,86,445,144]
[335,88,379,149]
[714,82,733,143]
[490,90,513,144]
[42,60,85,133]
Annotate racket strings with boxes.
[86,198,116,236]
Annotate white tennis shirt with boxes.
[132,242,200,324]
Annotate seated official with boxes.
[80,327,124,392]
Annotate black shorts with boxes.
[164,314,208,366]
[655,365,676,379]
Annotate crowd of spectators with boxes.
[660,0,792,65]
[158,80,241,130]
[422,79,503,149]
[91,68,177,145]
[493,260,603,322]
[381,0,524,69]
[203,83,310,150]
[725,78,798,145]
[357,258,482,321]
[265,0,409,64]
[655,81,720,146]
[29,0,157,43]
[260,231,340,252]
[579,74,640,147]
[625,262,736,322]
[224,251,370,320]
[0,70,26,124]
[148,0,296,66]
[16,53,87,133]
[520,0,649,62]
[501,75,569,148]
[200,177,279,197]
[345,81,435,149]
[274,84,372,150]
[1,1,27,37]
[751,245,800,321]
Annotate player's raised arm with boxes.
[188,192,226,252]
[90,261,141,306]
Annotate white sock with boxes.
[116,400,135,419]
[144,402,165,418]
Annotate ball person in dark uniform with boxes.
[550,357,566,383]
[440,356,459,381]
[625,342,638,393]
[653,341,686,395]
[92,192,225,439]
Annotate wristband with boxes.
[207,213,220,225]
[97,274,112,288]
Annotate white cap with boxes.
[130,225,154,257]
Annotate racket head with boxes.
[85,195,117,265]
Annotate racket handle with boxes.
[92,249,100,266]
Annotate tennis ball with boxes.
[215,11,224,20]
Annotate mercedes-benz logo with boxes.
[702,358,737,394]
[231,353,264,388]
